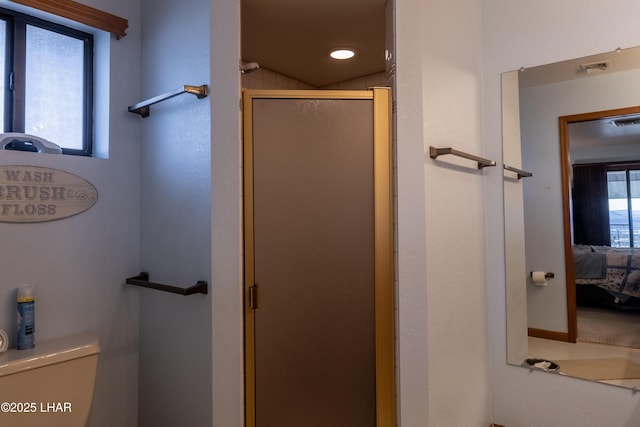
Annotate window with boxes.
[607,167,640,248]
[0,7,93,156]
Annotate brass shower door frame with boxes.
[242,87,395,427]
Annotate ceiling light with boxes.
[329,48,356,60]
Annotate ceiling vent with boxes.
[612,117,640,127]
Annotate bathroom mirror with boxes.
[503,46,640,389]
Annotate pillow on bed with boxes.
[573,246,606,279]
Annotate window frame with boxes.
[0,6,94,156]
[607,162,640,248]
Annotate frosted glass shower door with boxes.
[243,88,395,427]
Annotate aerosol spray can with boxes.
[17,284,35,350]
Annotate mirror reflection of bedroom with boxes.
[567,109,640,351]
[514,49,640,387]
[526,106,640,388]
[525,107,640,388]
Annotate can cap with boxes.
[17,284,34,302]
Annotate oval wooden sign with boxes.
[0,165,98,223]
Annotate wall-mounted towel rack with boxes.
[128,85,209,118]
[125,272,208,296]
[503,164,533,179]
[429,146,496,169]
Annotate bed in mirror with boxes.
[503,46,640,389]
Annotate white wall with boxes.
[484,1,640,426]
[210,0,243,424]
[397,0,492,424]
[137,0,212,426]
[0,0,142,426]
[572,141,640,165]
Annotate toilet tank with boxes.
[0,333,100,427]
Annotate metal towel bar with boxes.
[125,272,208,296]
[503,164,533,179]
[429,146,496,169]
[128,85,209,118]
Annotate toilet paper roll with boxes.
[531,271,547,286]
[0,329,8,353]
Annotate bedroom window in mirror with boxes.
[0,7,93,156]
[607,168,640,248]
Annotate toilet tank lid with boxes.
[0,333,100,377]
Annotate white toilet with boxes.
[0,333,100,427]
